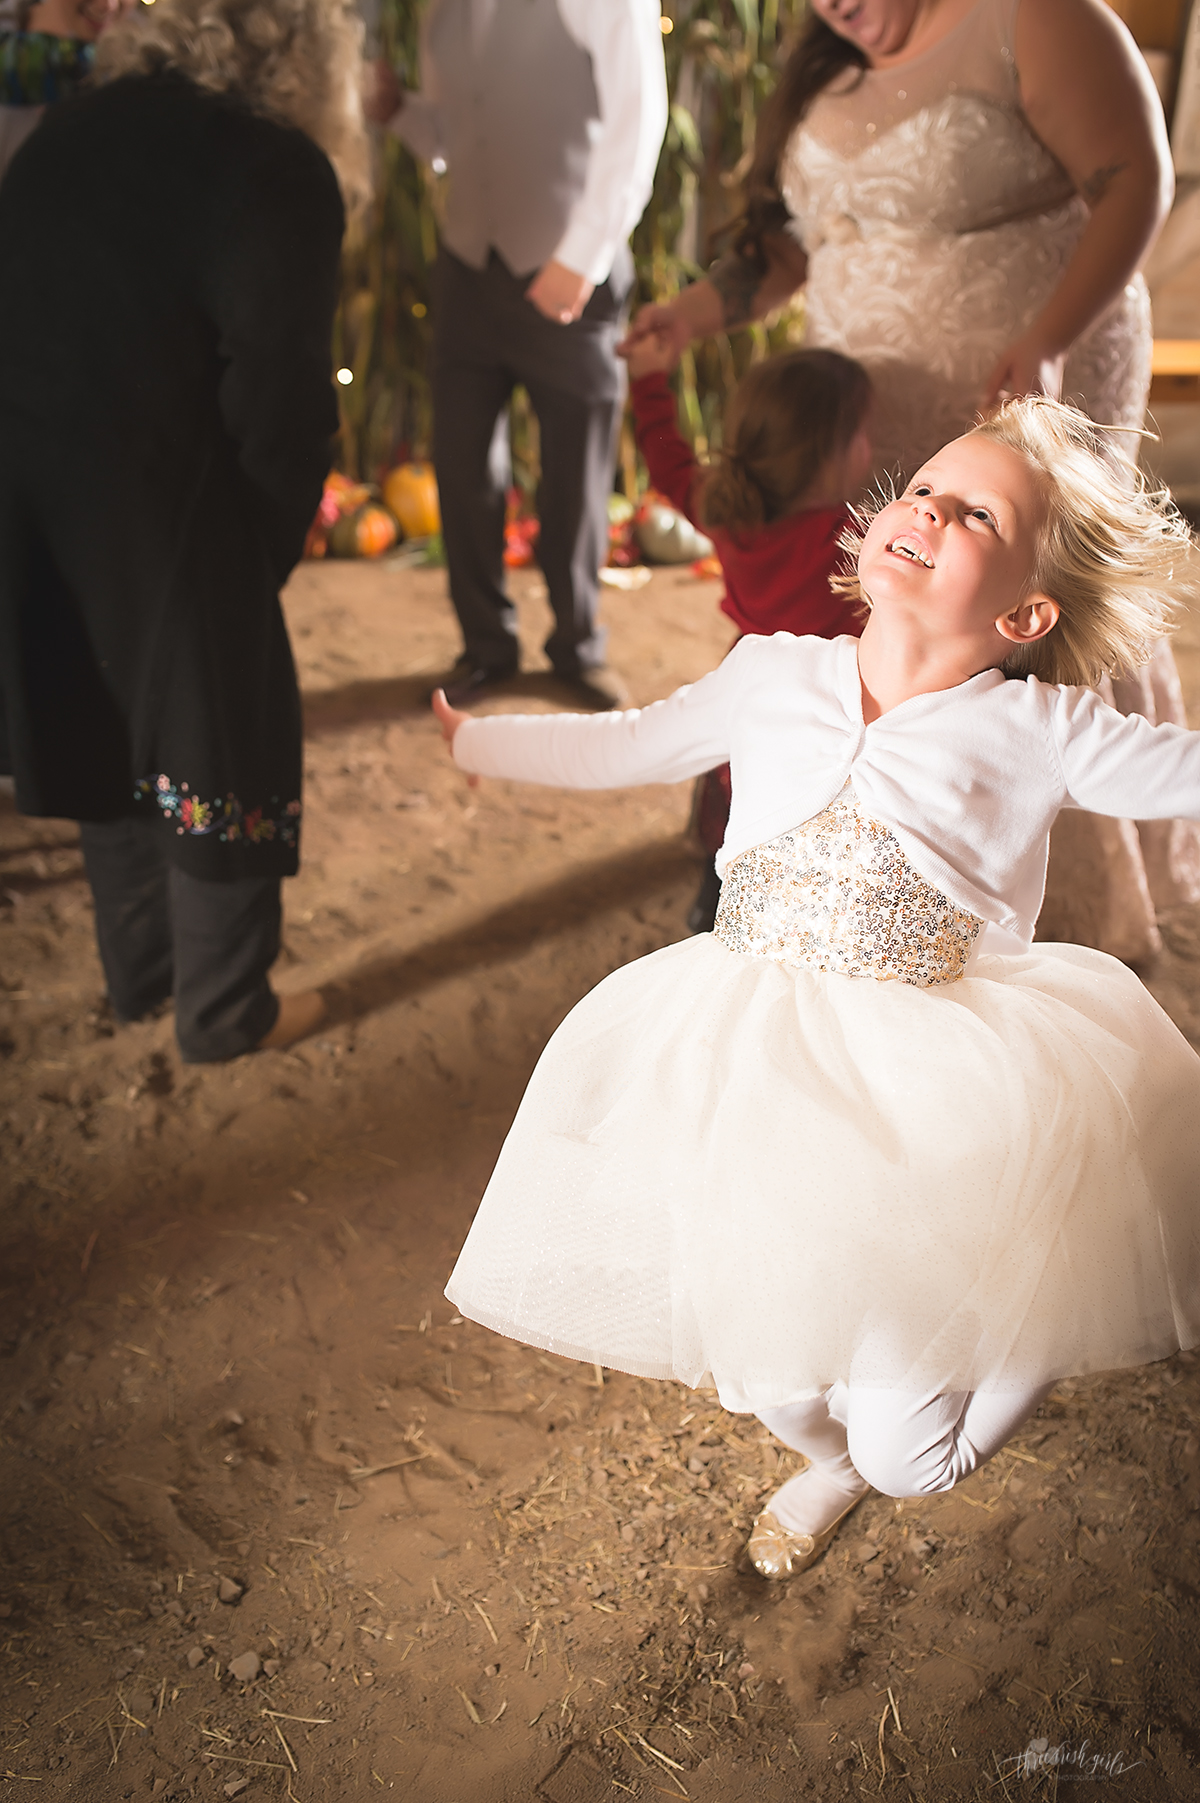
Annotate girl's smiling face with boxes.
[857,434,1057,655]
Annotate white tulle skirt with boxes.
[445,935,1200,1413]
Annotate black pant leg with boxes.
[168,866,281,1064]
[510,256,630,677]
[431,250,522,673]
[79,816,174,1021]
[526,371,618,675]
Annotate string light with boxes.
[336,368,353,386]
[660,14,673,32]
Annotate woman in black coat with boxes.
[0,0,367,1060]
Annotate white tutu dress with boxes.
[445,636,1200,1413]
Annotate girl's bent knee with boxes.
[846,1428,965,1499]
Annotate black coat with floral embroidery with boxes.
[0,72,343,877]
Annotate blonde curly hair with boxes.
[833,396,1198,688]
[93,0,369,213]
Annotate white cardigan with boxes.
[453,633,1200,952]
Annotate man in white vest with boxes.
[366,0,667,707]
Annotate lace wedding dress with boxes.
[778,0,1149,478]
[778,0,1199,954]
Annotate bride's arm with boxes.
[617,231,808,365]
[983,0,1173,405]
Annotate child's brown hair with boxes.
[700,349,872,533]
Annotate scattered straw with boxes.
[200,1753,288,1772]
[633,1732,687,1775]
[80,1512,117,1547]
[269,1719,298,1773]
[349,1452,431,1480]
[455,1687,481,1725]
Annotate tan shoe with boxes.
[258,990,326,1051]
[748,1491,867,1581]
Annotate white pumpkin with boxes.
[634,500,714,565]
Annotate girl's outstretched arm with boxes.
[432,646,750,794]
[1054,685,1200,820]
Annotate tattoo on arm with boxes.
[1080,160,1130,206]
[709,253,762,329]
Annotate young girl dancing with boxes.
[433,397,1200,1580]
[625,334,872,930]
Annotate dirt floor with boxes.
[5,559,1200,1802]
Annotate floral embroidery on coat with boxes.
[135,776,300,846]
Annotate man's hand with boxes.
[363,58,403,126]
[527,260,595,325]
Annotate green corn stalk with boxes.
[333,0,440,480]
[335,0,809,491]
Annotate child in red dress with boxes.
[624,332,874,928]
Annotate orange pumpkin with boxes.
[326,471,373,513]
[383,461,441,539]
[329,503,398,559]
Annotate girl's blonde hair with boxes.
[701,349,872,533]
[93,0,370,214]
[834,396,1198,687]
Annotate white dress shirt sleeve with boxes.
[552,0,669,284]
[452,652,744,790]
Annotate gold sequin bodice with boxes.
[713,789,983,987]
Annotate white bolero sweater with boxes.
[452,633,1200,953]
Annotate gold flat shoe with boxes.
[748,1493,866,1580]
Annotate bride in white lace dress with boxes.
[624,0,1197,959]
[779,0,1150,479]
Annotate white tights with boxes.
[755,1380,1051,1537]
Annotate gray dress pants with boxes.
[431,244,631,677]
